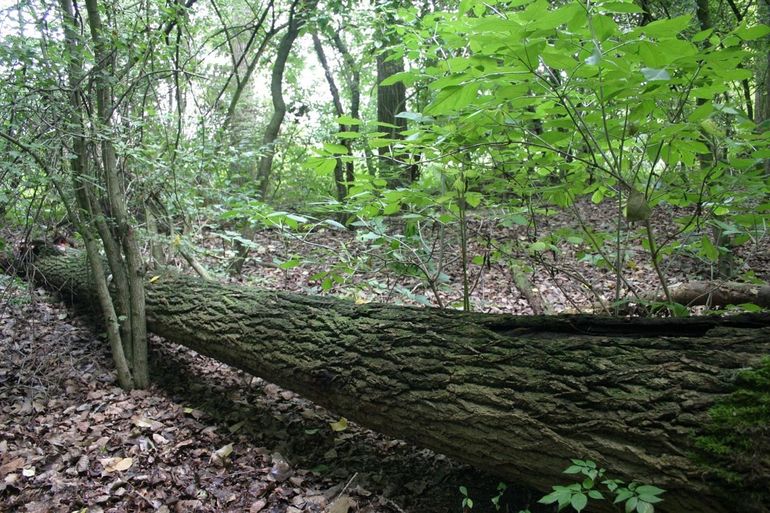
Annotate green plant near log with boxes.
[537,459,665,513]
[461,459,666,513]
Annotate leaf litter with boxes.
[0,276,544,513]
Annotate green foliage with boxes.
[538,459,665,513]
[460,460,665,513]
[459,485,474,510]
[371,0,770,307]
[3,0,770,314]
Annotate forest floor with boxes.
[1,200,768,513]
[0,280,542,513]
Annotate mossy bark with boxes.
[28,251,770,513]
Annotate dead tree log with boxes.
[20,250,770,513]
[658,281,770,309]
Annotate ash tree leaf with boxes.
[322,219,347,230]
[538,489,566,505]
[278,258,301,270]
[636,501,654,513]
[634,485,665,496]
[335,131,361,139]
[426,84,479,115]
[533,2,582,29]
[641,68,670,81]
[601,1,644,13]
[639,15,692,38]
[324,143,349,154]
[395,111,434,123]
[464,192,483,208]
[585,44,602,65]
[380,70,417,86]
[335,116,361,125]
[735,24,770,41]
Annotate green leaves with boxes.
[635,15,692,38]
[735,23,770,41]
[323,143,349,155]
[599,1,644,13]
[640,68,670,82]
[426,84,479,115]
[537,461,666,513]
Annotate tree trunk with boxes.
[312,31,351,203]
[255,0,315,198]
[757,0,770,176]
[23,250,770,513]
[375,1,410,187]
[651,281,770,309]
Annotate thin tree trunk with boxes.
[229,1,317,276]
[757,0,770,176]
[256,0,308,198]
[84,0,148,388]
[329,30,374,177]
[312,31,351,202]
[57,0,134,389]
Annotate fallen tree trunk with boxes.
[660,281,770,309]
[20,250,770,513]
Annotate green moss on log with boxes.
[696,357,770,491]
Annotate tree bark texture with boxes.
[24,251,770,513]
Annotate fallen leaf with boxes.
[249,499,266,513]
[210,443,233,467]
[269,452,292,482]
[329,417,348,432]
[175,500,202,512]
[0,457,25,477]
[101,457,133,472]
[327,495,353,513]
[132,416,164,431]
